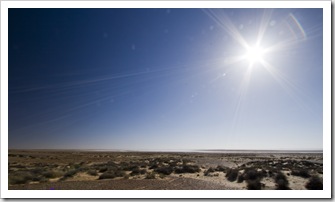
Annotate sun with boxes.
[245,45,264,65]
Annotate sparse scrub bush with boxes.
[74,164,82,169]
[215,165,227,172]
[9,172,33,185]
[145,172,156,179]
[140,164,147,168]
[130,167,146,176]
[204,167,215,176]
[244,168,261,181]
[106,161,118,166]
[225,169,239,182]
[87,169,98,176]
[122,165,139,171]
[63,169,78,179]
[154,166,173,175]
[174,165,200,174]
[182,159,191,165]
[77,166,89,172]
[260,169,267,178]
[42,170,63,178]
[276,179,291,190]
[30,168,45,175]
[149,164,159,169]
[245,169,257,180]
[274,172,290,190]
[98,167,108,173]
[99,172,116,180]
[237,174,245,183]
[291,169,310,178]
[267,170,274,177]
[169,161,178,167]
[305,176,323,190]
[246,179,262,190]
[98,170,125,180]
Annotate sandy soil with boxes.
[8,150,323,190]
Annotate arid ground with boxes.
[8,150,323,190]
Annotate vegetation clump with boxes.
[237,174,245,183]
[130,167,146,176]
[87,170,98,176]
[291,169,310,178]
[98,167,108,173]
[244,168,265,181]
[154,166,173,175]
[98,170,125,180]
[246,179,262,190]
[215,165,227,172]
[42,170,63,179]
[9,172,33,185]
[145,172,156,179]
[225,168,239,182]
[63,169,78,178]
[305,176,323,190]
[204,167,215,176]
[274,172,290,190]
[174,165,200,174]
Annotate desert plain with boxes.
[8,150,323,190]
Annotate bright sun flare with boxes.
[246,46,264,64]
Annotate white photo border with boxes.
[1,0,331,199]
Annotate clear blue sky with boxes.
[8,8,323,150]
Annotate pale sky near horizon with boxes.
[8,8,323,150]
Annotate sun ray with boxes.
[256,9,274,46]
[260,60,316,114]
[202,9,250,50]
[231,64,253,134]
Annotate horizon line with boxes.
[8,148,323,152]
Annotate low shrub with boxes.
[215,165,227,172]
[130,167,146,176]
[175,165,200,174]
[98,167,108,173]
[145,172,156,179]
[159,173,166,179]
[149,164,159,169]
[225,169,239,182]
[267,170,275,177]
[237,174,245,183]
[74,164,82,169]
[30,168,45,175]
[305,176,323,190]
[122,165,139,172]
[42,170,63,178]
[169,161,178,167]
[291,169,310,178]
[154,166,173,175]
[9,172,33,185]
[246,179,262,190]
[87,170,98,176]
[99,172,116,180]
[276,179,291,190]
[244,168,262,181]
[98,170,125,180]
[204,167,215,176]
[274,172,290,190]
[63,169,77,178]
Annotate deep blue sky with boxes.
[8,8,323,150]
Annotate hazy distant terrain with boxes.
[8,150,323,190]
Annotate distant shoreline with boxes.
[8,149,323,154]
